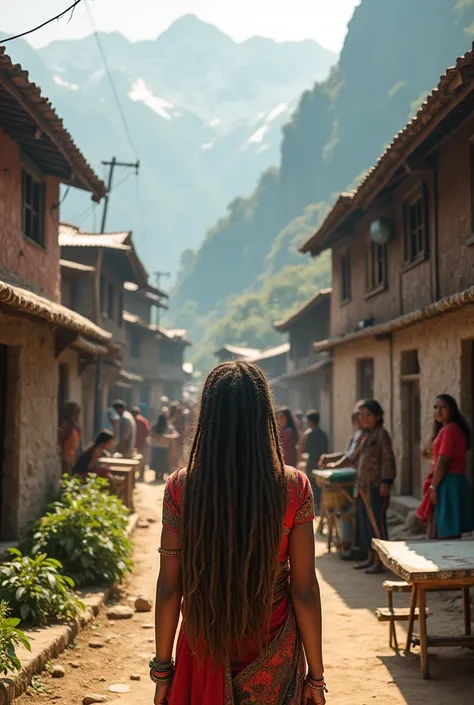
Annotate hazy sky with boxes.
[2,0,360,53]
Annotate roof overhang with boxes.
[0,279,111,343]
[314,284,474,353]
[0,48,105,201]
[301,42,474,256]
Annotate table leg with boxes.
[462,587,472,636]
[418,587,429,679]
[405,585,417,654]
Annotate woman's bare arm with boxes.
[432,455,450,489]
[154,526,183,662]
[289,521,324,680]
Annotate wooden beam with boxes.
[0,71,89,193]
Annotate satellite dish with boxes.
[370,218,393,245]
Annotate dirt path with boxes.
[18,475,474,705]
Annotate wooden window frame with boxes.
[21,167,46,248]
[403,184,429,265]
[356,358,374,401]
[366,237,387,294]
[340,247,351,303]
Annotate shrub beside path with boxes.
[13,473,474,705]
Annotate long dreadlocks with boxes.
[182,361,287,665]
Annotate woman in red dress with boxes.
[152,361,326,705]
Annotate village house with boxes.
[0,48,107,540]
[273,291,332,440]
[59,223,148,440]
[301,43,474,508]
[214,345,261,364]
[110,281,168,419]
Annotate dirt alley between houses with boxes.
[17,473,474,705]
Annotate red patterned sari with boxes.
[162,467,314,705]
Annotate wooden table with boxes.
[99,457,140,510]
[373,538,474,679]
[313,469,357,552]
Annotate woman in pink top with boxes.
[417,394,474,539]
[278,407,299,467]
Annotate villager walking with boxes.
[113,400,137,458]
[152,361,325,705]
[132,406,151,480]
[417,394,474,539]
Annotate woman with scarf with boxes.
[417,394,473,539]
[152,361,326,705]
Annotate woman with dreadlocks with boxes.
[151,361,325,705]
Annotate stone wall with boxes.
[332,337,392,453]
[0,129,60,301]
[1,312,60,540]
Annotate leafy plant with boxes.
[0,550,83,626]
[0,601,31,674]
[28,476,132,587]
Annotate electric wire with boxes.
[0,1,83,43]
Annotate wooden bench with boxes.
[99,457,140,510]
[377,580,428,651]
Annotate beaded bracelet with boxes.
[305,678,328,693]
[149,657,174,684]
[158,547,182,557]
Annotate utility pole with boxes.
[100,157,140,232]
[154,271,170,326]
[94,156,140,433]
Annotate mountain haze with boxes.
[3,15,336,275]
[171,0,474,372]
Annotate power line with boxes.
[0,1,83,43]
[84,0,139,161]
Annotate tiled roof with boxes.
[252,343,290,362]
[0,48,105,201]
[214,344,261,359]
[59,223,131,251]
[0,278,111,343]
[314,284,474,352]
[123,310,158,333]
[60,259,95,273]
[301,42,474,255]
[274,289,332,332]
[159,328,191,346]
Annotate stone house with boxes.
[273,291,332,441]
[0,48,107,539]
[59,224,148,439]
[301,43,474,507]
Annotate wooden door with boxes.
[408,381,421,498]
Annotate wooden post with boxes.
[418,587,429,679]
[405,584,418,654]
[462,587,472,636]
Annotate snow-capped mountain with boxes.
[3,14,336,274]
